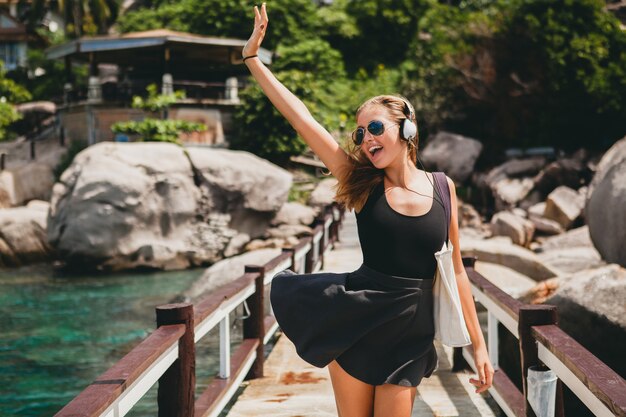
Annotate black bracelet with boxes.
[243,54,258,62]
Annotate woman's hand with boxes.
[242,2,268,60]
[469,345,495,394]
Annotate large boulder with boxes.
[0,201,54,266]
[0,163,56,206]
[420,131,483,183]
[47,142,291,272]
[460,235,561,280]
[270,202,317,226]
[186,147,292,237]
[534,226,605,274]
[585,136,626,267]
[307,178,338,207]
[523,264,626,377]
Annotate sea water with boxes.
[0,263,246,416]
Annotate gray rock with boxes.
[490,211,535,247]
[534,226,605,273]
[533,157,588,195]
[308,178,338,207]
[543,264,626,376]
[186,147,292,238]
[474,261,538,299]
[482,157,546,188]
[460,235,561,281]
[265,224,313,239]
[0,204,54,266]
[586,136,626,267]
[244,236,299,251]
[223,233,251,258]
[527,202,546,217]
[185,248,282,300]
[511,207,527,218]
[271,202,317,226]
[420,131,483,183]
[492,177,535,210]
[527,214,564,235]
[536,246,605,274]
[47,142,291,272]
[538,225,595,251]
[544,185,584,229]
[586,135,626,199]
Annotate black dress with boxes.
[270,172,449,387]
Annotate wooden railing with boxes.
[53,202,626,417]
[458,257,626,417]
[54,201,345,417]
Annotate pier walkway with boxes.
[225,210,502,417]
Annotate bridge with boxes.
[54,201,626,417]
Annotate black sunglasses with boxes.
[352,120,395,145]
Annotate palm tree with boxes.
[32,0,120,38]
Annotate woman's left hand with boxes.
[469,345,494,393]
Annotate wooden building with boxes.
[45,29,273,146]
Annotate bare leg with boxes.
[373,383,417,417]
[327,359,375,417]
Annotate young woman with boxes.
[242,4,494,416]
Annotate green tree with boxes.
[402,0,626,156]
[117,0,317,49]
[0,61,32,141]
[319,0,429,74]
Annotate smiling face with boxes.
[355,104,406,169]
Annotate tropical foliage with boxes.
[111,84,205,144]
[0,62,32,141]
[14,0,626,161]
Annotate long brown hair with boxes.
[334,94,419,212]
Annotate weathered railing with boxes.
[54,201,345,417]
[458,257,626,417]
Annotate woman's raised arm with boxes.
[241,3,350,180]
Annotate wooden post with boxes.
[243,265,265,380]
[305,242,315,273]
[282,247,296,274]
[462,256,477,268]
[30,139,35,160]
[518,305,564,417]
[319,212,327,270]
[156,303,195,417]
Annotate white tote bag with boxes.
[432,172,472,347]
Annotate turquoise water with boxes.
[0,263,245,416]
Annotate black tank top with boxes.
[355,179,447,279]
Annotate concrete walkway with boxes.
[226,210,503,417]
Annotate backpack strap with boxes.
[432,171,451,242]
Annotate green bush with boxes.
[0,61,32,141]
[111,119,205,144]
[111,84,205,144]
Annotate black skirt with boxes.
[269,263,439,387]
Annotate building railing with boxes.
[54,201,344,417]
[459,257,626,417]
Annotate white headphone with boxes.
[399,100,417,142]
